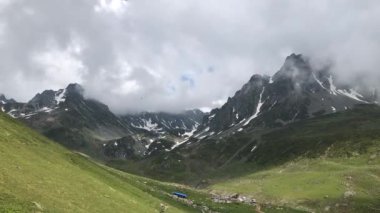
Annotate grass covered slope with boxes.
[0,112,191,213]
[0,112,301,213]
[211,158,380,212]
[210,105,380,212]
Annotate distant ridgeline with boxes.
[0,54,378,175]
[0,84,205,160]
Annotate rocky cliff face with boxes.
[194,54,374,140]
[121,109,204,137]
[1,84,133,156]
[0,85,205,159]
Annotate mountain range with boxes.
[0,84,205,159]
[105,54,379,185]
[0,54,377,162]
[194,54,376,140]
[1,54,380,212]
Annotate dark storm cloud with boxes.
[0,0,379,113]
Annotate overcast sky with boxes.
[0,0,379,113]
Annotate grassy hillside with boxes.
[3,103,379,213]
[209,105,380,212]
[0,112,191,212]
[211,157,380,212]
[1,111,300,212]
[110,105,380,212]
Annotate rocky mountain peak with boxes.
[248,74,265,83]
[0,94,6,104]
[238,75,268,96]
[183,109,205,117]
[0,94,16,104]
[66,83,84,96]
[192,54,376,140]
[272,53,314,83]
[0,95,6,107]
[29,90,57,109]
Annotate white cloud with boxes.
[0,22,5,43]
[212,99,227,107]
[0,0,12,11]
[94,0,127,16]
[113,80,141,95]
[32,41,87,87]
[0,0,379,113]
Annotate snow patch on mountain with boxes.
[269,77,274,84]
[328,75,338,95]
[132,118,162,133]
[7,109,18,118]
[337,89,369,103]
[312,73,328,90]
[55,89,66,104]
[244,87,265,126]
[183,125,198,138]
[314,73,368,103]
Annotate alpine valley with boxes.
[1,54,379,213]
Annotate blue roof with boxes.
[173,192,188,198]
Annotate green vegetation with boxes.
[111,105,380,212]
[250,104,380,166]
[0,112,233,212]
[2,104,379,212]
[210,105,380,212]
[1,111,298,212]
[211,157,380,212]
[0,112,191,212]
